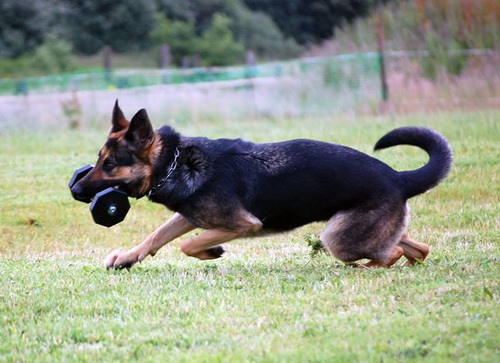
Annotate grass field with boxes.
[0,110,499,361]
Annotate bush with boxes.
[0,38,75,77]
[0,0,49,57]
[228,5,301,59]
[151,13,245,67]
[421,29,468,80]
[151,13,199,65]
[198,14,245,66]
[32,38,75,74]
[64,0,156,54]
[156,0,301,60]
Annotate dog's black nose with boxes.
[70,183,93,204]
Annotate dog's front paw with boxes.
[104,249,140,270]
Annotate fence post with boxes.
[246,50,256,67]
[245,50,257,78]
[245,50,258,119]
[377,18,389,102]
[103,45,113,85]
[103,45,113,71]
[160,44,171,68]
[192,54,201,68]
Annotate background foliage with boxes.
[0,0,388,66]
[0,0,498,77]
[242,0,391,45]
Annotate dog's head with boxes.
[71,101,159,201]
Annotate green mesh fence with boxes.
[0,53,385,127]
[0,53,380,97]
[1,51,496,127]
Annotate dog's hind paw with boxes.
[205,246,225,259]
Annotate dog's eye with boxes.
[103,159,116,171]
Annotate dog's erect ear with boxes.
[125,108,154,147]
[111,100,129,132]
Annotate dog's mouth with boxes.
[73,193,93,204]
[74,179,148,201]
[112,184,135,198]
[116,181,148,200]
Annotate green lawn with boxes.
[0,111,499,361]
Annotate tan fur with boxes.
[180,230,242,260]
[105,212,196,269]
[105,209,262,268]
[136,134,165,196]
[320,202,410,268]
[357,246,405,269]
[398,234,430,265]
[180,210,262,259]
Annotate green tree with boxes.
[0,0,51,57]
[198,13,245,66]
[227,2,300,58]
[151,13,199,65]
[64,0,156,54]
[32,37,75,74]
[0,37,74,77]
[243,0,392,45]
[155,0,301,59]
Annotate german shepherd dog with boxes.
[70,102,452,270]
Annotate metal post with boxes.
[377,19,389,102]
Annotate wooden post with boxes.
[160,44,171,69]
[245,50,258,118]
[246,50,256,67]
[192,54,201,68]
[103,45,112,71]
[103,45,113,84]
[377,18,389,102]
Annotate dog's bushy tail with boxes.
[374,127,453,199]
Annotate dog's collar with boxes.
[148,147,180,197]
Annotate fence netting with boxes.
[0,51,498,128]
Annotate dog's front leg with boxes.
[105,212,196,269]
[179,210,263,260]
[180,229,243,260]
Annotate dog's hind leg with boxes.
[398,234,430,265]
[320,201,408,268]
[105,212,196,269]
[357,245,404,269]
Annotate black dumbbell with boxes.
[69,165,130,227]
[68,164,93,203]
[89,187,130,227]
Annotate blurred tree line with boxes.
[0,0,387,74]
